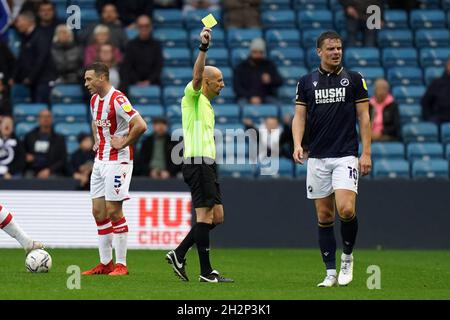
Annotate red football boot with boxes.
[82,261,114,275]
[108,263,129,276]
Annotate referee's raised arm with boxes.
[192,27,212,91]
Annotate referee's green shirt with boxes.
[181,81,216,159]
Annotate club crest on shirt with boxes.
[340,78,349,86]
[122,104,133,112]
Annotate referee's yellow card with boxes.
[201,14,217,28]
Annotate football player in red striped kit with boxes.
[82,62,147,276]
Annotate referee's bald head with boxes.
[202,66,225,98]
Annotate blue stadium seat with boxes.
[153,28,188,47]
[402,122,439,143]
[345,48,380,67]
[392,85,426,104]
[298,10,333,29]
[261,0,291,10]
[371,142,405,160]
[51,85,83,104]
[261,10,296,28]
[306,47,320,69]
[398,104,422,124]
[13,103,48,122]
[219,164,256,178]
[163,48,191,66]
[192,48,229,66]
[280,105,295,119]
[169,122,183,134]
[378,30,413,47]
[260,158,294,178]
[153,9,183,28]
[384,10,408,29]
[162,67,192,86]
[221,67,233,84]
[242,104,279,122]
[15,122,37,139]
[227,29,263,48]
[166,104,182,122]
[446,143,450,159]
[443,0,450,10]
[66,140,79,155]
[214,87,235,104]
[352,67,384,86]
[269,47,305,66]
[129,85,161,104]
[189,28,225,48]
[417,0,441,8]
[54,122,91,141]
[214,104,240,124]
[217,140,249,162]
[10,85,31,104]
[230,48,249,67]
[136,105,164,123]
[373,159,410,179]
[265,29,301,48]
[410,10,446,29]
[412,159,449,179]
[278,66,308,85]
[334,10,345,31]
[80,8,99,25]
[295,161,308,179]
[125,28,138,40]
[382,48,418,67]
[440,122,450,143]
[407,142,444,160]
[415,29,450,47]
[387,67,423,86]
[52,104,88,123]
[302,29,326,48]
[163,86,185,105]
[278,85,297,103]
[424,67,444,85]
[419,48,450,67]
[328,0,343,10]
[184,8,222,29]
[294,0,328,10]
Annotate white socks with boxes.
[112,217,128,266]
[0,204,33,249]
[96,218,113,265]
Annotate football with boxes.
[25,249,52,273]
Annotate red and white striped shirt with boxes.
[90,86,138,162]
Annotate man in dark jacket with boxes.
[422,57,450,125]
[0,115,26,178]
[13,11,55,103]
[233,38,282,105]
[23,109,67,178]
[119,15,163,93]
[137,117,180,179]
[0,41,15,115]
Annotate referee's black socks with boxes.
[340,214,358,255]
[195,222,213,276]
[318,221,337,270]
[175,224,197,259]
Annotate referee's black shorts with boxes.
[182,157,222,209]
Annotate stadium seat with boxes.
[189,28,225,48]
[294,0,328,10]
[298,10,333,29]
[352,67,384,86]
[384,10,408,29]
[278,66,308,86]
[162,67,192,86]
[80,8,99,25]
[163,48,191,66]
[410,10,446,29]
[221,67,233,84]
[192,47,229,66]
[424,67,444,85]
[51,85,83,104]
[163,86,185,105]
[153,28,188,47]
[443,0,450,10]
[333,10,345,31]
[227,28,263,48]
[153,9,183,28]
[125,28,138,40]
[184,8,222,29]
[412,159,449,179]
[278,85,297,103]
[166,104,182,122]
[54,122,91,141]
[295,161,308,179]
[52,104,88,123]
[219,164,256,178]
[230,48,249,67]
[415,29,450,47]
[15,122,37,139]
[371,142,405,160]
[417,0,441,8]
[407,142,444,160]
[13,103,48,122]
[136,105,164,123]
[373,159,410,179]
[269,47,305,66]
[328,0,343,10]
[345,48,380,67]
[261,10,296,28]
[398,104,422,124]
[169,122,183,134]
[440,123,450,144]
[402,122,439,143]
[302,29,326,48]
[214,104,240,124]
[217,140,249,163]
[66,140,79,155]
[214,87,235,104]
[419,48,450,67]
[392,85,426,104]
[129,85,161,104]
[306,47,320,69]
[382,48,418,67]
[260,0,291,10]
[265,29,301,48]
[242,104,279,122]
[446,143,450,159]
[260,158,294,178]
[387,67,424,86]
[10,84,31,104]
[280,105,295,119]
[378,30,413,47]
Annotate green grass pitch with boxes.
[1,248,449,300]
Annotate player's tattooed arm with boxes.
[192,27,211,91]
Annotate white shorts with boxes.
[90,161,133,201]
[306,156,359,199]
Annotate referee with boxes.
[166,27,233,283]
[292,31,372,287]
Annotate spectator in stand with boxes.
[23,109,67,178]
[223,0,261,28]
[0,115,26,179]
[70,132,95,190]
[340,0,384,47]
[97,43,120,88]
[78,3,127,52]
[0,41,15,116]
[137,117,180,179]
[51,24,83,84]
[84,24,122,67]
[369,78,400,141]
[233,38,282,105]
[12,11,55,103]
[183,0,219,15]
[96,0,153,27]
[37,0,58,39]
[119,15,163,93]
[421,57,450,125]
[154,0,183,9]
